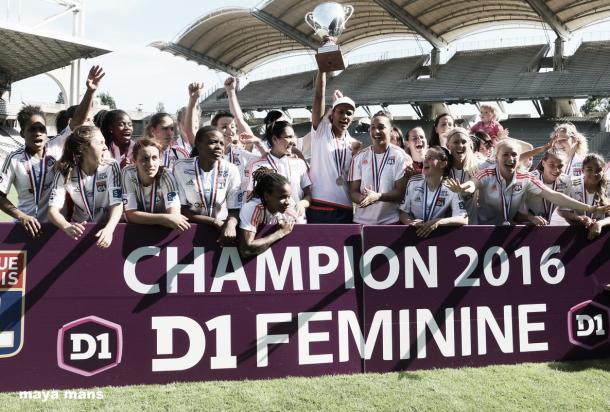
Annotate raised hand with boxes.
[188,82,204,100]
[224,76,237,92]
[86,65,105,91]
[445,178,464,193]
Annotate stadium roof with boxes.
[0,22,111,83]
[151,0,610,75]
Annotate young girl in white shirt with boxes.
[245,120,311,217]
[122,138,190,231]
[239,168,301,257]
[349,113,407,224]
[562,153,610,239]
[48,126,123,248]
[173,126,241,245]
[400,146,467,237]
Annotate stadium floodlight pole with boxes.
[69,0,84,106]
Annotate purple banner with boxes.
[1,223,610,392]
[0,223,362,391]
[361,226,610,372]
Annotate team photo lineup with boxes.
[3,61,610,254]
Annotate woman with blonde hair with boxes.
[552,123,588,178]
[444,127,484,223]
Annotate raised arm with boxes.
[539,186,610,215]
[70,65,105,129]
[312,71,326,131]
[224,77,254,135]
[184,82,204,147]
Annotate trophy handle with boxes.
[304,12,316,31]
[343,5,354,23]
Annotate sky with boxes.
[4,0,610,117]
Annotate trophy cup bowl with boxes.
[305,2,354,72]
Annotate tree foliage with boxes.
[581,97,610,114]
[99,92,117,110]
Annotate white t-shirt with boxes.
[349,145,407,224]
[161,146,190,170]
[121,165,181,213]
[474,166,544,225]
[400,174,466,221]
[310,116,356,208]
[239,197,305,233]
[568,175,610,219]
[245,153,311,204]
[521,170,573,223]
[173,157,241,220]
[49,159,123,223]
[0,133,69,222]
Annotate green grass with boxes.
[2,360,610,411]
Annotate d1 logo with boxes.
[0,251,26,358]
[567,300,610,350]
[57,316,123,376]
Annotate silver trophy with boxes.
[305,2,354,72]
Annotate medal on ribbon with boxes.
[194,157,220,217]
[77,167,97,222]
[24,148,48,216]
[423,179,443,222]
[371,148,390,193]
[333,137,347,186]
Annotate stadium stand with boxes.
[200,42,610,112]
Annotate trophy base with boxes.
[315,44,346,72]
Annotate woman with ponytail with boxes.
[48,126,123,248]
[238,167,303,257]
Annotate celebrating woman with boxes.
[101,109,134,169]
[122,138,190,231]
[145,112,190,169]
[428,113,454,147]
[399,146,467,237]
[349,113,408,225]
[173,126,241,244]
[516,149,573,226]
[245,120,311,217]
[552,123,589,178]
[48,126,123,248]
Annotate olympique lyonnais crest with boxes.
[0,251,26,358]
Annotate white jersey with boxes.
[161,146,190,170]
[310,116,357,208]
[226,145,261,204]
[173,157,241,220]
[0,133,68,222]
[474,166,544,225]
[239,197,305,233]
[400,175,466,221]
[521,170,573,222]
[568,175,610,219]
[121,165,181,213]
[565,152,585,178]
[348,145,407,224]
[245,153,311,204]
[49,159,123,223]
[173,135,192,153]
